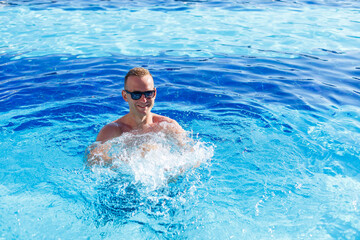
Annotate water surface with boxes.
[1,0,360,239]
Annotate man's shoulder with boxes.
[152,114,184,133]
[96,119,130,142]
[103,122,122,131]
[96,122,120,142]
[152,113,176,123]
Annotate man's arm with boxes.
[87,123,122,166]
[86,142,112,166]
[157,117,195,152]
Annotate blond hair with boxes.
[124,67,152,88]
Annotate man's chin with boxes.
[136,106,151,114]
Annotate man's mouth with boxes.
[137,104,149,109]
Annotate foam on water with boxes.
[88,128,214,191]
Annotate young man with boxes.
[88,67,185,165]
[97,67,184,142]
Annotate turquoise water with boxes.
[1,0,360,239]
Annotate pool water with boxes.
[1,0,360,239]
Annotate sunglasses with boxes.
[124,90,156,100]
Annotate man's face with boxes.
[122,74,156,116]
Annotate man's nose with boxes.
[139,94,147,102]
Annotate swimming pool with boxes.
[1,0,360,239]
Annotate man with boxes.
[88,67,185,165]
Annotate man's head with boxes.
[124,67,152,89]
[122,67,156,117]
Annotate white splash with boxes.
[90,130,214,190]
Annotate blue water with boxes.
[1,0,360,239]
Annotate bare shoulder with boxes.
[152,113,180,126]
[153,114,173,123]
[96,121,124,143]
[152,114,184,133]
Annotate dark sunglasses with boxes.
[124,90,156,100]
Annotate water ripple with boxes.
[1,47,360,239]
[1,3,359,59]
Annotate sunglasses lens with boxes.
[131,93,142,100]
[126,90,155,100]
[144,91,155,98]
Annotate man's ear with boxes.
[122,90,128,102]
[154,88,157,98]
